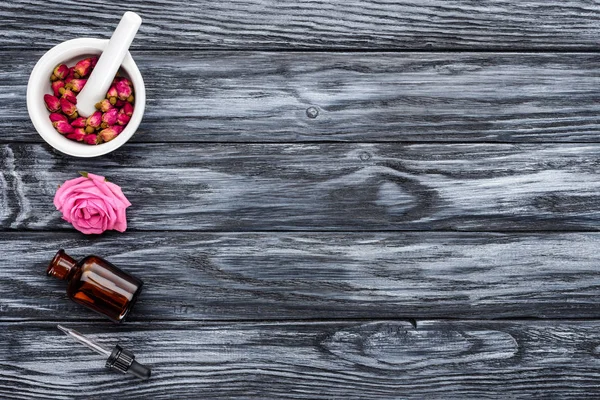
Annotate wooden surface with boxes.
[4,52,600,143]
[3,1,600,50]
[3,232,600,320]
[3,320,600,399]
[2,1,600,398]
[3,143,600,231]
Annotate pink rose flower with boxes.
[54,172,131,235]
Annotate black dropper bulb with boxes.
[106,344,152,379]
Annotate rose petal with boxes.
[105,181,132,207]
[112,207,128,232]
[54,177,88,208]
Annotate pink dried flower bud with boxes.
[86,111,102,128]
[49,113,68,124]
[67,129,86,142]
[114,99,125,107]
[60,97,77,116]
[74,58,93,78]
[53,64,69,80]
[116,111,131,126]
[89,56,99,68]
[120,76,132,85]
[121,102,134,116]
[71,117,86,128]
[95,99,113,112]
[51,81,65,97]
[115,80,132,100]
[106,85,117,99]
[67,78,87,92]
[44,94,61,112]
[83,134,98,145]
[102,108,118,125]
[54,120,74,134]
[61,89,77,104]
[99,127,120,142]
[65,67,75,83]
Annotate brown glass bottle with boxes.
[47,249,143,323]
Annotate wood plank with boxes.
[6,52,600,143]
[2,231,600,320]
[2,320,600,398]
[3,1,600,50]
[2,143,600,232]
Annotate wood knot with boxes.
[321,322,518,370]
[359,152,371,161]
[306,107,319,119]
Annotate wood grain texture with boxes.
[5,52,600,143]
[2,143,600,231]
[2,320,600,399]
[3,1,600,50]
[2,231,600,320]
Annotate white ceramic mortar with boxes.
[27,38,145,157]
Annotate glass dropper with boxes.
[57,324,111,357]
[57,324,152,380]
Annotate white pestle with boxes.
[76,12,142,117]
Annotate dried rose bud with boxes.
[67,78,87,93]
[65,67,75,84]
[121,102,134,116]
[60,98,77,116]
[116,111,131,126]
[89,56,99,68]
[49,113,68,124]
[86,111,102,128]
[114,76,132,86]
[83,134,98,145]
[61,89,77,104]
[106,85,117,99]
[95,99,113,112]
[54,120,74,134]
[74,58,93,78]
[51,81,65,97]
[71,117,86,128]
[67,128,86,141]
[44,94,61,112]
[114,99,125,107]
[102,108,118,125]
[50,74,58,82]
[69,111,79,120]
[53,64,69,80]
[115,80,132,100]
[99,127,120,142]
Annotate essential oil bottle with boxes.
[47,249,143,323]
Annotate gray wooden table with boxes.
[2,1,600,398]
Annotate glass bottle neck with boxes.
[47,249,78,280]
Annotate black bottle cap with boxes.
[106,344,152,380]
